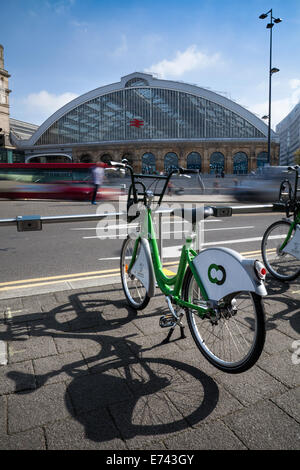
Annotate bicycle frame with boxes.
[128,207,210,316]
[279,210,300,252]
[278,166,300,253]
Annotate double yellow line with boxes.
[0,249,278,293]
[0,261,180,292]
[0,268,121,292]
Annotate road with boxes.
[0,197,282,299]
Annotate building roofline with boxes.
[15,72,274,148]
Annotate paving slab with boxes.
[0,278,299,451]
[223,400,300,450]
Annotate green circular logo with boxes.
[208,264,226,285]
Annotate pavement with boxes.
[0,274,299,451]
[0,192,299,452]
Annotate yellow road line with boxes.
[0,249,282,292]
[0,268,121,287]
[0,272,121,292]
[240,248,274,255]
[162,268,176,276]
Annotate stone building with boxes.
[276,101,300,166]
[0,45,39,162]
[0,44,13,152]
[5,59,279,173]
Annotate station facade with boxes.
[7,66,279,173]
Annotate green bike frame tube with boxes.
[279,221,296,252]
[146,208,209,314]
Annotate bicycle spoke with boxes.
[186,272,263,371]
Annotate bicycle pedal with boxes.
[159,314,177,328]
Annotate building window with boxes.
[210,152,224,175]
[80,153,93,162]
[100,154,112,164]
[187,152,201,171]
[125,78,149,87]
[233,152,248,174]
[257,151,268,168]
[164,152,178,174]
[142,152,156,174]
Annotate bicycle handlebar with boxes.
[108,160,202,206]
[288,165,299,172]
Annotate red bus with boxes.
[0,162,123,201]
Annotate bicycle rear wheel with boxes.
[183,267,266,373]
[261,220,300,281]
[120,236,150,310]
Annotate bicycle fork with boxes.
[159,296,186,343]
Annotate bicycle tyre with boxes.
[261,219,300,281]
[182,267,266,374]
[120,236,150,310]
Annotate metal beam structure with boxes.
[0,204,275,229]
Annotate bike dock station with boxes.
[0,201,299,451]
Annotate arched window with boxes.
[164,152,178,174]
[187,152,201,171]
[210,152,224,175]
[80,153,93,163]
[125,77,149,87]
[233,152,248,174]
[257,151,269,168]
[122,153,134,166]
[142,153,156,174]
[100,154,112,164]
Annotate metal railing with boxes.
[0,203,276,264]
[0,204,274,229]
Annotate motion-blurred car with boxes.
[233,166,299,203]
[0,181,124,201]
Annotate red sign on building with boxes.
[130,119,144,128]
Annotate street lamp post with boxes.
[259,9,282,166]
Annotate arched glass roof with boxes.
[18,73,271,148]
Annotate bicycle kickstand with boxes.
[160,297,186,344]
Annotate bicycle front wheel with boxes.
[120,236,150,310]
[183,268,266,373]
[261,220,300,281]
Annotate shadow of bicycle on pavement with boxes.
[263,276,299,335]
[3,286,219,446]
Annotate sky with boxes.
[1,0,300,130]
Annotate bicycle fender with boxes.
[282,225,300,260]
[192,247,267,302]
[130,238,156,297]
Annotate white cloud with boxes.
[21,90,78,124]
[145,45,220,78]
[289,78,300,90]
[249,78,300,129]
[45,0,75,15]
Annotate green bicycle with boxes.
[261,165,300,281]
[113,161,267,374]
